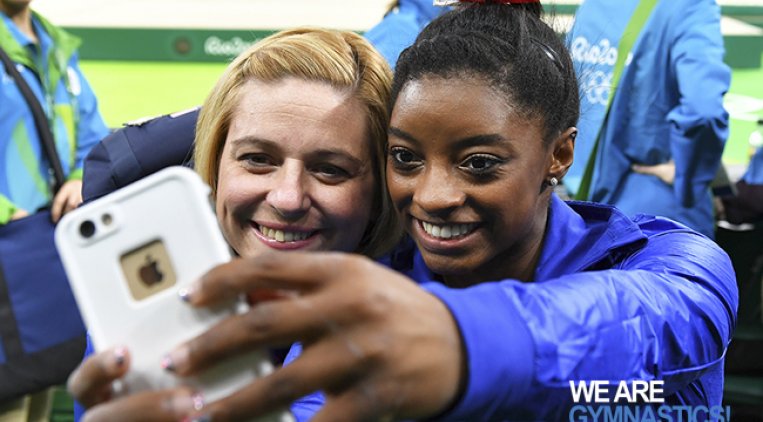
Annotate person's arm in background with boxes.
[51,55,109,222]
[0,194,28,224]
[667,0,731,207]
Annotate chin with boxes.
[422,255,472,276]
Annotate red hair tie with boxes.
[434,0,539,5]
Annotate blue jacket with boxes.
[286,195,737,421]
[565,0,731,238]
[363,0,445,69]
[0,11,109,223]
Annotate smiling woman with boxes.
[194,28,399,259]
[67,3,739,422]
[387,77,575,285]
[66,27,402,421]
[214,78,376,256]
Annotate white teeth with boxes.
[421,221,476,239]
[259,225,311,242]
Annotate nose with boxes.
[265,160,311,219]
[413,166,466,217]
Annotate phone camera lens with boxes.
[79,220,96,239]
[101,213,113,226]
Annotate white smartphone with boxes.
[56,166,291,421]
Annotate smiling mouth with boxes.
[419,220,478,240]
[258,224,315,243]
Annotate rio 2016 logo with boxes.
[570,36,635,107]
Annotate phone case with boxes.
[56,167,291,420]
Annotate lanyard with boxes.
[574,0,659,201]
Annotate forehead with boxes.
[391,76,544,146]
[227,78,370,155]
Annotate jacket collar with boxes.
[533,195,647,281]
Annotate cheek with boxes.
[488,182,540,233]
[385,166,412,208]
[215,167,266,216]
[320,176,375,226]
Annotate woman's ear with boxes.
[548,127,576,179]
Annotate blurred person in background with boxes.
[364,0,445,70]
[0,0,108,419]
[0,0,109,225]
[564,0,731,238]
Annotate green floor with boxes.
[725,58,763,166]
[80,61,226,128]
[80,54,763,166]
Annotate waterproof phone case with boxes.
[56,166,291,421]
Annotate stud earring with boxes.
[548,177,559,187]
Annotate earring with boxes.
[548,177,559,187]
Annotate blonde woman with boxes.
[68,27,400,420]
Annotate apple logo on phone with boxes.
[122,240,177,300]
[139,255,163,286]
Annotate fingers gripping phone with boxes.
[56,167,291,420]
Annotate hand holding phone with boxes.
[56,167,291,421]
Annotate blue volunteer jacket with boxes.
[0,11,109,222]
[363,0,445,69]
[286,195,737,421]
[565,0,731,238]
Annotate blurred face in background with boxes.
[0,0,32,14]
[215,77,375,258]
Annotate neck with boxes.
[2,5,36,42]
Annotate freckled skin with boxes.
[216,78,375,258]
[387,77,572,285]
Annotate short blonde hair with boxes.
[194,27,400,258]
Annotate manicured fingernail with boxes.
[162,346,190,373]
[171,392,205,415]
[113,346,126,367]
[178,285,196,302]
[160,354,175,372]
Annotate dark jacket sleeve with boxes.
[82,108,199,203]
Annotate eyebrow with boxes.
[308,149,366,169]
[228,136,366,168]
[388,126,507,149]
[229,136,278,151]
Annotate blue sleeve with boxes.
[282,342,326,422]
[364,10,422,69]
[69,55,110,175]
[423,230,737,420]
[667,0,731,207]
[81,108,199,203]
